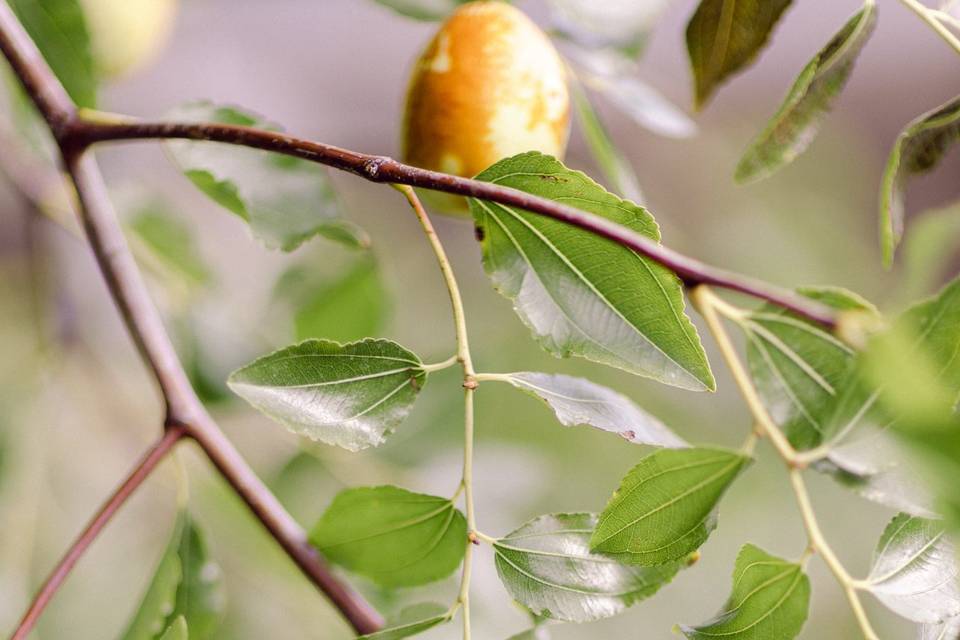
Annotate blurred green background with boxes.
[0,0,959,638]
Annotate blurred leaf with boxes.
[506,629,550,640]
[120,512,225,640]
[880,95,960,267]
[228,339,426,452]
[129,205,212,295]
[470,152,714,391]
[9,0,96,107]
[570,79,645,203]
[275,254,389,343]
[743,287,875,450]
[503,371,686,447]
[310,486,466,588]
[679,544,809,640]
[359,603,449,639]
[685,0,793,109]
[546,0,673,56]
[165,102,367,252]
[865,513,960,623]
[570,48,696,139]
[157,618,188,640]
[902,203,960,301]
[736,4,876,183]
[592,447,750,565]
[494,513,680,622]
[921,615,960,640]
[370,0,474,21]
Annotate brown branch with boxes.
[0,1,383,635]
[69,119,839,329]
[10,426,187,640]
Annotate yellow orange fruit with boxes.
[79,0,178,78]
[401,1,570,212]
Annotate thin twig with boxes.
[65,117,838,329]
[10,426,187,640]
[900,0,960,54]
[0,2,383,634]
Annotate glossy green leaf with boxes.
[371,0,474,21]
[570,79,644,204]
[920,616,960,640]
[359,603,451,639]
[157,618,188,640]
[865,513,960,623]
[686,0,793,109]
[120,513,224,640]
[275,254,389,343]
[9,0,96,107]
[547,0,673,56]
[310,486,466,588]
[493,512,681,622]
[470,152,714,391]
[129,205,212,295]
[736,4,876,183]
[679,544,810,640]
[743,287,876,450]
[504,372,686,447]
[592,447,750,565]
[881,95,960,267]
[228,339,426,452]
[165,102,366,252]
[897,276,960,396]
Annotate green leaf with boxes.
[865,513,960,623]
[743,287,876,450]
[921,616,960,640]
[228,338,427,452]
[503,372,686,447]
[506,628,550,640]
[157,618,188,640]
[9,0,96,107]
[120,512,224,640]
[686,0,793,109]
[493,512,681,622]
[546,0,673,56]
[275,254,389,343]
[165,102,367,252]
[470,152,714,392]
[736,4,876,183]
[679,544,810,640]
[371,0,473,21]
[310,486,466,588]
[902,203,960,302]
[570,79,645,204]
[358,603,451,639]
[128,205,212,294]
[592,447,750,565]
[881,95,960,267]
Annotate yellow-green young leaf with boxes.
[570,79,645,204]
[228,339,426,452]
[165,102,367,252]
[881,95,960,267]
[686,0,793,109]
[744,287,876,450]
[493,513,681,622]
[470,152,714,392]
[736,3,876,183]
[9,0,96,107]
[680,544,810,640]
[504,372,687,447]
[359,603,451,639]
[310,486,466,588]
[120,513,224,640]
[591,447,750,565]
[157,617,188,640]
[902,203,960,301]
[865,513,960,623]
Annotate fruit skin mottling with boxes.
[402,1,570,196]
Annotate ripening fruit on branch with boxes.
[401,1,571,212]
[79,0,178,78]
